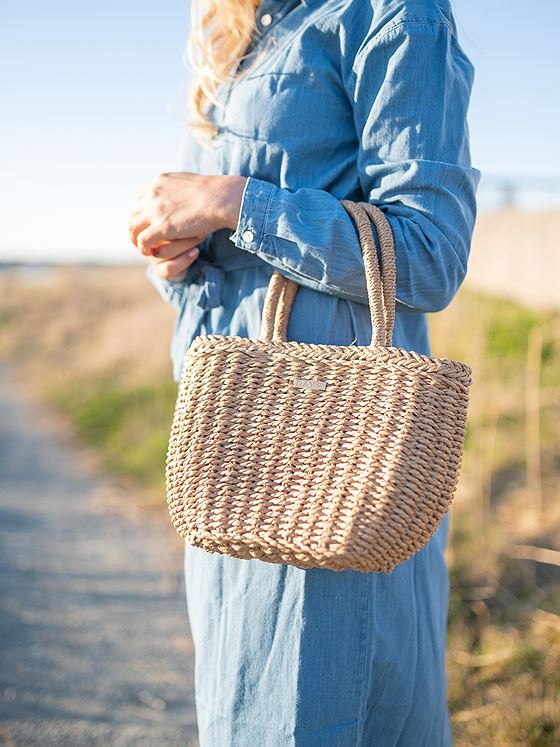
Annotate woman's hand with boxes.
[128,172,247,280]
[144,237,203,281]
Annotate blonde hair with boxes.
[185,0,272,143]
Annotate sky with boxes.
[1,0,559,263]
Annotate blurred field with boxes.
[0,266,177,503]
[467,208,560,311]
[1,256,559,746]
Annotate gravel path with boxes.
[0,369,199,746]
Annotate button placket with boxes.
[216,0,303,121]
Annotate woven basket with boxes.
[165,199,472,573]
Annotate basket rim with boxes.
[184,333,472,380]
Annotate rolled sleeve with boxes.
[229,19,481,313]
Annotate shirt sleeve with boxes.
[228,19,481,313]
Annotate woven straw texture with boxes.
[165,200,472,573]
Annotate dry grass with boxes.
[0,265,175,380]
[1,262,559,745]
[429,284,560,745]
[0,265,177,501]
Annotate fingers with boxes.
[135,222,165,255]
[128,175,174,249]
[151,236,205,261]
[128,193,151,246]
[128,171,204,251]
[147,246,200,281]
[129,219,149,248]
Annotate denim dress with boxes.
[148,1,480,744]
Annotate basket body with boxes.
[166,334,471,573]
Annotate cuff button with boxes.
[242,229,255,243]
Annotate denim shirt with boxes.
[147,0,480,382]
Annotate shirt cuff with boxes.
[228,176,276,254]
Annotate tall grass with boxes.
[429,286,560,745]
[1,265,559,745]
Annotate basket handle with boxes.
[260,200,397,347]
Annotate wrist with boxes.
[217,175,249,231]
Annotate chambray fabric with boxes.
[147,1,480,744]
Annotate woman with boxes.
[129,0,480,744]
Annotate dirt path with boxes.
[0,369,198,746]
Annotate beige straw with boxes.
[165,200,472,573]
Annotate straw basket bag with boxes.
[165,199,472,573]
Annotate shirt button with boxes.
[260,13,273,26]
[242,229,255,243]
